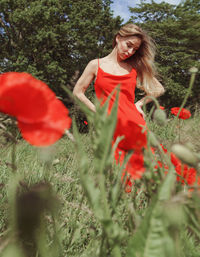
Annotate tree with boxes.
[0,0,121,100]
[129,0,200,108]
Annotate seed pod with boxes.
[153,109,167,126]
[171,144,199,167]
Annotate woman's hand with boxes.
[135,101,145,119]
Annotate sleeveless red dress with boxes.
[94,59,147,154]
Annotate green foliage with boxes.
[129,0,200,107]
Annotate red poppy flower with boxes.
[154,160,169,175]
[159,106,165,110]
[0,72,71,146]
[175,163,197,186]
[170,152,199,187]
[0,72,55,123]
[84,120,88,125]
[171,107,191,120]
[115,146,145,193]
[125,152,145,180]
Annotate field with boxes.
[0,107,200,257]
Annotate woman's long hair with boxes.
[113,23,163,97]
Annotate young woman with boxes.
[73,23,164,155]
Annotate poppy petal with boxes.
[17,98,71,146]
[0,72,55,123]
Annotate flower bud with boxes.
[171,144,199,167]
[184,142,194,151]
[189,67,198,74]
[153,109,167,126]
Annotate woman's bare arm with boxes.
[73,60,98,112]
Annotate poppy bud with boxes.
[153,109,167,126]
[171,144,199,167]
[189,67,198,74]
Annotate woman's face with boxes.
[116,35,142,61]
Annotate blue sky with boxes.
[110,0,182,22]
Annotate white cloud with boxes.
[111,0,182,22]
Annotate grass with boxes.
[0,111,200,256]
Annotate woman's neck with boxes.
[107,47,123,64]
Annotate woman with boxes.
[73,23,164,163]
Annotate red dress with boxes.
[94,59,147,154]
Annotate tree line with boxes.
[0,0,199,110]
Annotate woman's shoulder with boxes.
[83,59,99,76]
[87,58,111,76]
[87,59,98,70]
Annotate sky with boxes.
[110,0,182,22]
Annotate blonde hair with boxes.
[113,23,163,97]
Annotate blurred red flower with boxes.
[154,160,169,175]
[170,152,199,186]
[171,107,191,120]
[116,148,145,193]
[0,72,71,146]
[159,106,165,110]
[125,152,145,180]
[175,164,197,186]
[84,120,88,125]
[115,146,145,193]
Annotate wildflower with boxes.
[0,72,71,146]
[171,107,191,120]
[175,164,197,186]
[84,120,88,125]
[159,106,165,110]
[171,152,199,187]
[125,152,145,180]
[116,147,145,193]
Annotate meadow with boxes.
[0,103,200,257]
[0,69,200,257]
